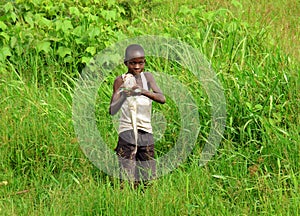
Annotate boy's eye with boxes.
[129,61,145,65]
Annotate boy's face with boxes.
[125,57,145,75]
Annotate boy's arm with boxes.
[141,72,166,104]
[109,76,126,115]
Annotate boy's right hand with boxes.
[119,86,141,97]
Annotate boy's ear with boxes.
[124,61,128,66]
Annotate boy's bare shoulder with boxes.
[143,72,154,80]
[112,75,124,88]
[114,75,123,82]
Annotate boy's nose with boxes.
[134,63,141,68]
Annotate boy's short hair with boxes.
[124,44,145,62]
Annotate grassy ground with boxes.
[0,0,299,215]
[172,0,300,59]
[210,0,299,59]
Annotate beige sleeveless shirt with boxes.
[118,72,153,134]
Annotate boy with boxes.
[109,44,165,186]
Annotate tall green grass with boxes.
[1,0,299,215]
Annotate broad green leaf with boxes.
[10,36,17,48]
[41,17,52,27]
[88,26,101,38]
[57,46,71,58]
[55,20,63,31]
[35,14,52,28]
[107,0,116,7]
[14,44,23,56]
[75,38,85,45]
[117,6,126,15]
[101,9,117,21]
[0,21,7,30]
[0,46,12,61]
[246,102,252,110]
[64,56,73,63]
[36,41,51,53]
[73,26,84,37]
[24,13,34,27]
[9,12,17,23]
[56,20,73,33]
[85,47,96,56]
[1,46,11,56]
[81,56,92,64]
[0,32,10,43]
[87,14,99,22]
[62,20,74,32]
[4,2,13,13]
[48,37,62,42]
[69,7,80,16]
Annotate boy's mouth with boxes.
[133,69,142,73]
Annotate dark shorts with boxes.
[118,129,154,146]
[115,130,156,181]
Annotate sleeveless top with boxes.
[118,72,153,134]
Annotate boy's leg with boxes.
[136,144,156,181]
[115,137,137,182]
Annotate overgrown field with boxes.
[0,0,299,215]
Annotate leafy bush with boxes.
[0,0,155,85]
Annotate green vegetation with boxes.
[0,0,299,215]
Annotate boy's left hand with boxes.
[131,86,142,96]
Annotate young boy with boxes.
[109,44,165,186]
